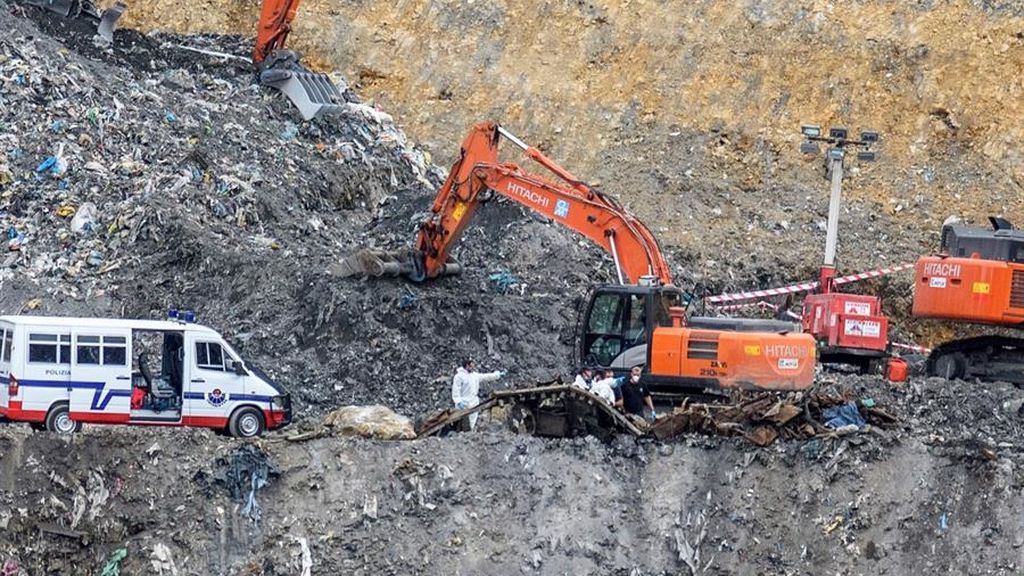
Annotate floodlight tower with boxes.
[797,125,889,374]
[799,125,880,291]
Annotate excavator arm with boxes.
[349,122,672,284]
[253,0,301,64]
[251,0,345,120]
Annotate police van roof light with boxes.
[184,311,196,323]
[168,309,179,320]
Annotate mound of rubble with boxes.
[3,374,1024,574]
[0,5,615,418]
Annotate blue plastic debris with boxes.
[488,270,519,293]
[939,512,948,531]
[35,156,58,173]
[48,120,65,133]
[279,122,299,141]
[397,293,417,309]
[822,402,866,429]
[35,156,67,176]
[6,227,17,240]
[164,111,177,123]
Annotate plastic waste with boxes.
[70,202,98,235]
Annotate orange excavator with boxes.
[340,122,817,395]
[913,217,1024,384]
[252,0,345,120]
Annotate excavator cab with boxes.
[580,283,817,395]
[579,284,685,369]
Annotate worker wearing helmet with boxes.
[451,358,505,430]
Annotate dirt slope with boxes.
[108,0,1024,265]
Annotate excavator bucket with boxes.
[96,2,126,43]
[25,0,75,16]
[24,0,125,42]
[259,69,346,121]
[331,250,415,279]
[258,50,345,121]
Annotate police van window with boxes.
[196,342,226,371]
[102,336,127,366]
[29,333,71,364]
[2,329,11,362]
[77,335,101,365]
[77,335,128,366]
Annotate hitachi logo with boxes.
[507,182,550,208]
[923,263,961,277]
[764,344,810,359]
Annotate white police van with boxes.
[0,312,291,437]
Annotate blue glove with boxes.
[498,371,507,378]
[613,376,626,388]
[649,409,657,420]
[456,401,468,410]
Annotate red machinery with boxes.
[913,217,1024,384]
[798,126,890,372]
[341,122,817,394]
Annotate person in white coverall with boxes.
[452,358,505,430]
[572,366,594,390]
[589,369,624,405]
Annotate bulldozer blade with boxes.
[260,68,345,121]
[25,0,77,17]
[96,2,126,43]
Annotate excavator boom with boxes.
[346,121,672,284]
[338,122,817,394]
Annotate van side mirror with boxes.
[226,359,247,376]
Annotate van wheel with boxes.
[229,407,265,438]
[45,403,81,434]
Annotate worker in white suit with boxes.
[452,358,505,430]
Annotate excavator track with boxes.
[927,336,1024,385]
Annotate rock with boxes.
[322,406,416,440]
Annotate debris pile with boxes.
[0,5,607,418]
[651,391,896,446]
[5,372,1024,575]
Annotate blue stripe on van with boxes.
[229,394,273,403]
[16,379,132,410]
[182,392,205,400]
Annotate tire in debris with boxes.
[229,406,266,438]
[45,402,81,434]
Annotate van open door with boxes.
[69,329,132,423]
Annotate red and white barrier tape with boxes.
[706,263,914,304]
[833,263,915,286]
[711,300,779,312]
